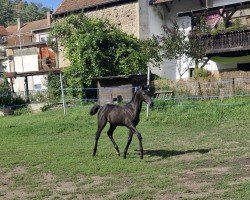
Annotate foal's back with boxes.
[99,104,131,126]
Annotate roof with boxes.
[5,42,47,49]
[53,0,135,16]
[149,0,172,5]
[0,26,9,36]
[94,74,147,80]
[6,19,49,35]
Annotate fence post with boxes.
[60,72,66,116]
[232,78,235,96]
[146,66,150,119]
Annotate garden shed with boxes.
[95,74,147,105]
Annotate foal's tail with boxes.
[89,104,100,115]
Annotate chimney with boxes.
[17,18,23,30]
[47,11,52,26]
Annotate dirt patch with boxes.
[195,166,231,175]
[80,175,111,190]
[235,158,250,167]
[180,189,225,199]
[228,176,250,186]
[43,172,55,183]
[181,180,211,192]
[2,189,27,200]
[55,181,77,194]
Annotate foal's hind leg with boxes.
[92,116,107,156]
[123,130,133,159]
[107,124,120,156]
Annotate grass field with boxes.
[0,97,249,200]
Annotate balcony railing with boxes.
[38,58,57,70]
[0,50,6,58]
[197,29,250,54]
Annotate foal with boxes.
[90,86,153,159]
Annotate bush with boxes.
[193,68,211,79]
[0,77,12,108]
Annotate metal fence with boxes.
[0,78,250,116]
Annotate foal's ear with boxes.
[141,85,149,91]
[141,85,147,90]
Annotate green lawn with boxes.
[0,98,249,199]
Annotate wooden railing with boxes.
[193,29,250,54]
[38,58,56,70]
[0,50,6,58]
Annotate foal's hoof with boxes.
[123,155,127,159]
[140,155,143,160]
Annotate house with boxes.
[4,12,57,93]
[53,0,250,80]
[0,26,9,81]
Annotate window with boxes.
[40,36,47,42]
[34,84,42,90]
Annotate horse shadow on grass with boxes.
[134,149,210,161]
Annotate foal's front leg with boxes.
[127,124,143,159]
[123,130,133,159]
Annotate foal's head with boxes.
[136,86,154,108]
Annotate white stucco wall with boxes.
[143,0,202,80]
[11,48,47,92]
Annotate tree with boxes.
[0,0,51,27]
[0,77,12,108]
[161,21,206,79]
[0,0,14,26]
[50,14,161,95]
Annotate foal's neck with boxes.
[129,92,143,116]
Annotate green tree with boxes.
[0,0,51,27]
[0,77,12,108]
[50,14,160,95]
[0,0,14,26]
[161,21,206,78]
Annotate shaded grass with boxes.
[0,97,249,199]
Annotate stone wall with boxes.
[86,2,139,37]
[58,2,139,68]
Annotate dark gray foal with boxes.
[90,86,153,159]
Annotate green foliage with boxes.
[0,77,12,108]
[161,21,206,72]
[50,14,161,90]
[0,0,51,27]
[193,67,211,79]
[162,22,188,60]
[46,73,62,103]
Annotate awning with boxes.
[211,55,250,65]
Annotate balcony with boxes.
[194,28,250,55]
[0,49,6,59]
[38,58,57,70]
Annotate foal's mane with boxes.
[126,88,141,106]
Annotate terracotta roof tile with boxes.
[53,0,123,15]
[0,26,9,36]
[6,19,49,35]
